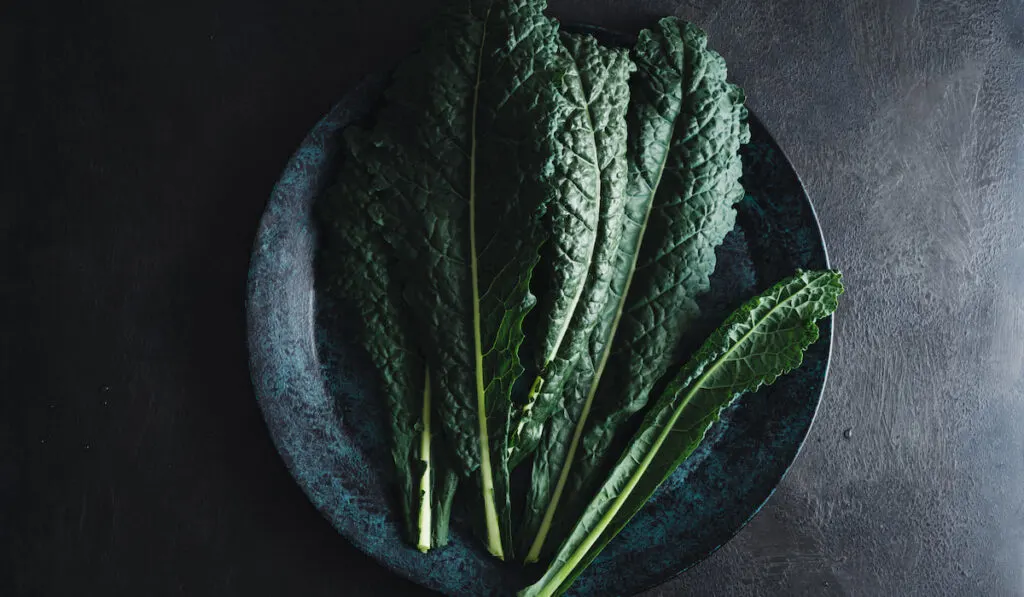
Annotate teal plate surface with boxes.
[246,31,832,596]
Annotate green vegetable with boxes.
[354,0,573,559]
[511,33,634,468]
[520,270,844,597]
[520,17,750,561]
[413,368,461,551]
[520,336,597,558]
[317,5,842,588]
[317,135,458,551]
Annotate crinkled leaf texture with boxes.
[515,32,635,557]
[520,270,844,597]
[521,17,751,560]
[344,0,574,558]
[512,33,635,467]
[316,133,458,550]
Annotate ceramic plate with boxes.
[246,28,832,597]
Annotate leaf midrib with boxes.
[514,74,603,456]
[534,276,817,596]
[523,95,675,563]
[469,4,504,560]
[543,97,602,367]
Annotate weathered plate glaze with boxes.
[246,30,832,596]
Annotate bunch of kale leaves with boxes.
[317,2,842,595]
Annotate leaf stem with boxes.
[530,276,818,595]
[469,6,504,560]
[416,368,433,553]
[524,151,666,561]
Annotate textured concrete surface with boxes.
[3,0,1023,595]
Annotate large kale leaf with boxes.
[518,17,751,560]
[511,33,634,468]
[317,134,458,551]
[352,0,573,559]
[520,270,844,597]
[585,18,751,464]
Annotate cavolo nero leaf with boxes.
[520,334,597,559]
[520,17,750,560]
[353,0,573,559]
[511,33,634,469]
[316,134,458,551]
[520,270,844,597]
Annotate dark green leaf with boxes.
[352,0,574,558]
[317,135,458,552]
[520,270,844,597]
[519,17,750,560]
[511,33,634,467]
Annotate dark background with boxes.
[3,0,1023,595]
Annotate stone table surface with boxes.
[3,0,1023,595]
